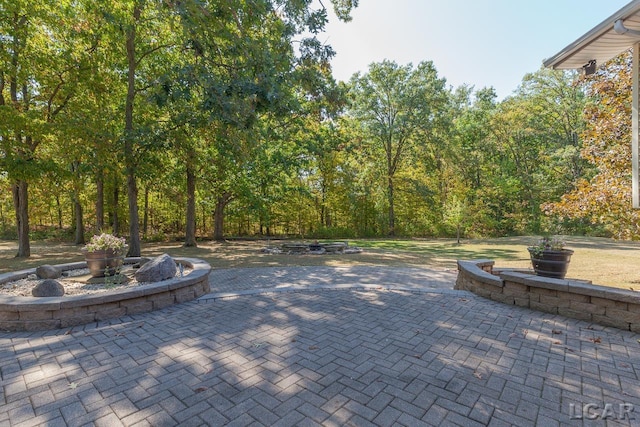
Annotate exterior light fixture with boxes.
[583,59,597,75]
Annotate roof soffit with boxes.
[544,0,640,70]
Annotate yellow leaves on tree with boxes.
[545,51,640,239]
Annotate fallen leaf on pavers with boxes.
[458,298,468,302]
[589,337,602,344]
[194,387,208,393]
[137,322,145,328]
[68,382,78,389]
[309,345,319,350]
[620,363,630,368]
[552,330,562,335]
[115,332,125,337]
[566,348,575,353]
[64,329,72,335]
[522,329,528,338]
[413,355,421,359]
[473,372,483,379]
[553,341,562,345]
[414,330,421,335]
[509,333,517,339]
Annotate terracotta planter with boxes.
[528,248,573,279]
[84,249,125,278]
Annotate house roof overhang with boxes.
[544,0,640,70]
[544,0,640,209]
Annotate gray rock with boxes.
[35,264,61,279]
[135,254,177,283]
[32,279,65,297]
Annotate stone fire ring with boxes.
[0,257,211,332]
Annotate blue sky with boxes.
[320,0,631,99]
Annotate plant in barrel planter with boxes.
[527,236,573,279]
[82,233,128,278]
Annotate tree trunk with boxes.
[71,161,85,245]
[96,171,104,231]
[201,203,206,234]
[56,195,62,229]
[143,186,149,237]
[213,192,232,241]
[184,160,197,247]
[7,15,30,258]
[387,175,395,236]
[74,193,85,245]
[70,192,76,232]
[126,172,141,256]
[124,4,141,257]
[12,180,30,257]
[112,181,119,234]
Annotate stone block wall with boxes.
[0,257,211,332]
[456,259,640,332]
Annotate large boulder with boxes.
[35,264,62,279]
[135,254,177,283]
[32,279,65,297]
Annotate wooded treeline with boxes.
[0,1,635,257]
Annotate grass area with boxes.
[0,236,639,290]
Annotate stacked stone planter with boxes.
[0,257,211,332]
[456,259,640,332]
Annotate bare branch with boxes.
[50,93,73,120]
[136,43,173,66]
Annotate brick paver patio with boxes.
[1,266,639,426]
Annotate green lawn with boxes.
[1,236,639,290]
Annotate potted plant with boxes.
[527,236,573,279]
[82,233,128,278]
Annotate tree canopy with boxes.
[1,1,638,255]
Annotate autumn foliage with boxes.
[545,52,640,239]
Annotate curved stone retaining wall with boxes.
[456,259,640,332]
[0,257,211,332]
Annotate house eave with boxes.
[544,0,640,70]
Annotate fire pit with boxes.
[262,242,362,255]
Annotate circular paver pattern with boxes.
[1,266,639,426]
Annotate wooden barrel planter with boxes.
[527,248,574,279]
